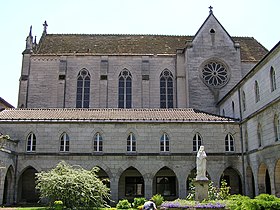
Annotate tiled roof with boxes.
[35,34,268,62]
[0,108,236,123]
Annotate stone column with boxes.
[110,176,119,204]
[144,176,153,199]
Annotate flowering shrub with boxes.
[187,179,230,201]
[195,202,225,209]
[161,199,225,209]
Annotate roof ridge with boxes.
[46,33,193,37]
[45,34,259,39]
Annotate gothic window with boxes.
[119,69,132,108]
[255,81,260,103]
[225,134,235,152]
[274,114,280,141]
[222,109,225,116]
[201,60,229,88]
[125,177,144,196]
[156,176,176,196]
[193,133,202,152]
[127,133,136,152]
[76,69,90,108]
[94,132,103,152]
[242,91,246,112]
[160,133,170,152]
[270,67,276,92]
[257,123,262,147]
[160,69,174,108]
[60,133,69,152]
[27,133,36,152]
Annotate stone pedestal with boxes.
[194,180,210,202]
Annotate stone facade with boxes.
[0,9,279,206]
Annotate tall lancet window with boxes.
[270,67,276,92]
[76,69,90,108]
[127,133,136,152]
[255,81,260,103]
[27,133,36,152]
[160,133,170,152]
[94,132,103,152]
[119,69,132,108]
[60,133,70,152]
[160,69,174,108]
[193,133,202,152]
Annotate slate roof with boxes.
[0,97,14,110]
[0,108,236,123]
[35,34,268,62]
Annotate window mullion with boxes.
[165,79,168,108]
[97,133,100,152]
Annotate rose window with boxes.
[201,61,229,88]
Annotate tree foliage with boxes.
[36,161,110,208]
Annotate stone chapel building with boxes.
[0,8,279,205]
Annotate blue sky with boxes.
[1,0,279,107]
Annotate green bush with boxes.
[151,194,164,207]
[36,161,110,208]
[226,194,280,210]
[133,197,147,208]
[116,199,132,209]
[255,194,280,210]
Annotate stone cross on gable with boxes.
[209,6,213,14]
[43,20,48,34]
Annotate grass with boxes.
[0,208,47,210]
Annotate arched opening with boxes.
[17,167,39,203]
[275,160,280,197]
[154,166,177,200]
[96,167,110,188]
[246,166,255,198]
[220,167,242,194]
[3,166,14,205]
[118,166,144,202]
[258,163,271,194]
[96,167,110,204]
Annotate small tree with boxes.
[36,161,110,208]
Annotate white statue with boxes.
[196,146,208,180]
